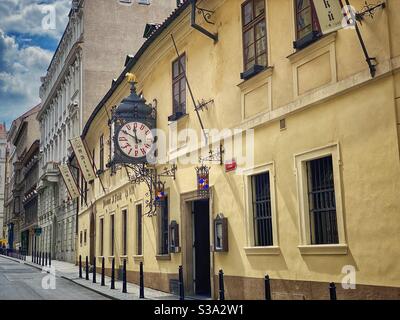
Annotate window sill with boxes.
[107,256,115,260]
[237,66,273,92]
[287,32,337,64]
[244,246,280,256]
[298,244,348,255]
[168,112,188,123]
[240,64,267,81]
[119,255,128,262]
[133,255,144,262]
[156,254,171,261]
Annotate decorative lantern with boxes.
[195,164,210,198]
[154,179,166,207]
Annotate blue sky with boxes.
[0,0,71,129]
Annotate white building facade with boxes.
[0,123,7,239]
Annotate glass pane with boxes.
[244,44,255,63]
[245,61,254,72]
[297,7,312,38]
[257,53,267,67]
[180,90,186,108]
[296,0,310,12]
[180,79,185,91]
[255,0,265,17]
[255,20,266,41]
[173,82,180,95]
[244,29,254,47]
[243,2,253,25]
[256,38,266,56]
[179,56,185,74]
[173,61,179,78]
[298,24,312,39]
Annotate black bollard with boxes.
[49,252,51,266]
[41,252,44,266]
[139,261,144,299]
[265,275,272,300]
[219,269,225,300]
[110,258,115,289]
[45,252,48,266]
[179,265,184,301]
[32,251,34,263]
[101,257,105,286]
[122,259,127,293]
[329,282,337,300]
[85,256,89,280]
[79,255,82,278]
[93,257,96,283]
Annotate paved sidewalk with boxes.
[7,255,179,300]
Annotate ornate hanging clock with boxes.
[110,73,157,165]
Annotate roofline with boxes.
[82,0,191,138]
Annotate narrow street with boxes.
[0,256,108,300]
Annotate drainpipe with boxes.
[190,0,218,43]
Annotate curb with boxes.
[60,275,119,300]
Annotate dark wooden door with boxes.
[193,200,211,297]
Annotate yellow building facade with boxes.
[77,0,400,299]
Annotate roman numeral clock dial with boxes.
[117,122,154,159]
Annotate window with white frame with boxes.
[306,156,338,244]
[295,144,346,251]
[244,163,278,250]
[251,172,273,246]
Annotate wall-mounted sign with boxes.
[313,0,344,35]
[225,159,237,173]
[59,164,80,199]
[70,136,96,182]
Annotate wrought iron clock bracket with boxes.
[356,1,386,22]
[190,0,218,43]
[157,164,178,181]
[199,144,224,166]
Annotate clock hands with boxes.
[122,129,142,144]
[132,127,142,144]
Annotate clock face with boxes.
[117,121,154,159]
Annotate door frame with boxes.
[180,189,215,298]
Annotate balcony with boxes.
[38,161,60,187]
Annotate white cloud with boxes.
[0,1,71,126]
[0,29,53,122]
[0,0,71,40]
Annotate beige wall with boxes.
[78,0,400,298]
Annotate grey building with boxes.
[3,106,41,251]
[37,0,178,263]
